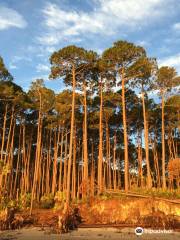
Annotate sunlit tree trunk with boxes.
[98,77,103,194]
[0,104,8,188]
[113,133,117,190]
[8,119,15,198]
[30,90,42,215]
[152,136,160,188]
[13,123,22,196]
[63,131,68,192]
[4,106,14,165]
[72,126,76,200]
[26,133,32,193]
[161,91,166,189]
[108,136,112,189]
[90,142,95,197]
[121,68,129,192]
[66,65,76,208]
[58,126,64,191]
[83,81,88,190]
[52,128,60,195]
[46,128,52,194]
[137,132,143,188]
[141,92,152,189]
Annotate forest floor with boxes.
[0,196,180,239]
[0,226,180,240]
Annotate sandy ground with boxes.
[0,227,180,240]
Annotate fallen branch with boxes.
[105,189,180,204]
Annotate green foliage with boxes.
[40,193,55,209]
[28,79,55,113]
[54,191,66,202]
[166,95,180,109]
[98,193,112,201]
[102,40,156,91]
[0,195,17,211]
[0,195,9,211]
[0,193,32,211]
[53,191,66,210]
[49,45,98,88]
[103,41,146,71]
[132,188,180,199]
[156,66,180,91]
[0,80,25,104]
[3,164,11,175]
[0,56,13,81]
[19,193,31,209]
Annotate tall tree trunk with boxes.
[66,65,76,208]
[141,92,152,189]
[8,119,15,198]
[72,127,76,200]
[161,91,166,189]
[121,68,129,192]
[13,123,22,196]
[83,81,88,194]
[4,106,14,165]
[90,142,95,197]
[98,77,103,194]
[30,91,42,215]
[58,126,64,191]
[26,133,32,193]
[0,104,8,177]
[63,131,68,192]
[152,137,160,188]
[0,104,8,191]
[105,119,109,189]
[113,133,117,190]
[108,135,111,188]
[137,131,143,188]
[46,128,52,194]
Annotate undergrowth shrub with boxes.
[54,191,66,210]
[40,193,54,209]
[18,193,31,209]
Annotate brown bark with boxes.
[58,127,64,191]
[83,81,88,186]
[121,68,129,192]
[63,131,68,192]
[72,127,76,200]
[113,133,117,190]
[141,92,152,189]
[137,132,143,188]
[66,65,76,208]
[30,90,43,214]
[161,92,166,189]
[98,77,103,194]
[90,143,95,197]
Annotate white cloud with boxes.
[9,55,32,70]
[38,0,173,45]
[99,0,164,22]
[31,74,50,82]
[46,46,56,53]
[0,6,27,30]
[136,40,150,47]
[173,22,180,31]
[36,63,50,73]
[12,56,32,62]
[158,53,180,74]
[9,63,18,70]
[38,34,60,45]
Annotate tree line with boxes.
[0,41,179,213]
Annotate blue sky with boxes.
[0,0,180,92]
